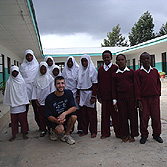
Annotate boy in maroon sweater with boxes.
[112,54,139,142]
[134,52,163,144]
[98,50,120,139]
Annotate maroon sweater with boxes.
[134,68,161,100]
[98,64,118,100]
[112,69,135,100]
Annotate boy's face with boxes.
[46,58,53,66]
[40,65,47,75]
[12,70,19,77]
[81,58,88,67]
[26,53,33,62]
[55,79,65,92]
[116,55,126,69]
[140,54,151,67]
[52,68,59,76]
[67,58,73,68]
[102,53,112,65]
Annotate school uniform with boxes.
[62,56,81,130]
[3,66,29,136]
[134,66,161,138]
[112,67,139,138]
[44,56,55,74]
[20,49,40,127]
[77,54,97,135]
[32,62,55,132]
[98,63,120,137]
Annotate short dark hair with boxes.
[54,76,65,85]
[116,54,126,60]
[140,52,150,60]
[102,50,112,58]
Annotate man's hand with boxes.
[90,97,96,104]
[57,112,66,124]
[98,98,102,103]
[76,96,80,104]
[35,100,40,107]
[114,104,119,112]
[138,100,143,112]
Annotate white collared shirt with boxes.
[140,65,153,73]
[116,66,130,73]
[103,62,112,71]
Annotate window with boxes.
[133,58,135,71]
[7,57,11,74]
[14,60,16,65]
[97,61,104,69]
[127,59,130,68]
[150,54,155,67]
[162,52,166,73]
[55,62,65,72]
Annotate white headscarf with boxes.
[44,56,55,73]
[34,62,54,89]
[51,64,62,78]
[20,49,39,83]
[62,56,79,81]
[3,66,29,107]
[77,54,97,89]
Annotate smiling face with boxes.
[67,58,73,68]
[55,79,65,92]
[40,65,47,75]
[26,53,33,62]
[116,55,127,70]
[46,58,53,66]
[102,52,112,65]
[81,58,88,67]
[140,53,151,68]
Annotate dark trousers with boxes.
[101,100,120,137]
[11,112,29,136]
[140,96,161,138]
[76,109,82,130]
[38,106,47,131]
[26,100,40,128]
[118,98,139,138]
[80,106,97,135]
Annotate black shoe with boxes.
[140,137,147,144]
[153,136,163,143]
[77,130,83,134]
[40,130,47,137]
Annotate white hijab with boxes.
[77,54,97,89]
[44,56,55,73]
[34,62,54,89]
[62,56,79,81]
[3,66,29,107]
[20,49,39,83]
[51,64,62,78]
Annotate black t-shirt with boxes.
[44,89,76,118]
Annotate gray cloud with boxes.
[33,0,167,40]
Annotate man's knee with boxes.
[55,125,64,134]
[71,115,77,122]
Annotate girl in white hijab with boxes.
[32,62,55,137]
[62,56,82,133]
[51,64,62,78]
[3,66,29,142]
[20,49,40,128]
[44,56,55,74]
[76,54,98,138]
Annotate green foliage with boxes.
[160,72,166,75]
[158,22,167,36]
[101,24,128,47]
[128,11,155,46]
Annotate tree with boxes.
[158,22,167,36]
[101,24,128,47]
[129,11,155,46]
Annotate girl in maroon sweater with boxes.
[98,50,120,139]
[134,52,163,144]
[112,54,139,142]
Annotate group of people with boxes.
[3,49,163,145]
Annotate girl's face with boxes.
[12,70,19,77]
[116,55,126,70]
[26,53,33,62]
[46,58,53,66]
[140,54,151,67]
[52,68,59,76]
[81,58,88,67]
[40,65,47,75]
[67,58,73,68]
[102,53,112,65]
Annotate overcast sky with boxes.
[33,0,167,49]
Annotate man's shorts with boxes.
[48,112,76,129]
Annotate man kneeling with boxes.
[45,76,77,145]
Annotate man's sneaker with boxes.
[49,129,58,141]
[153,136,163,143]
[140,136,147,144]
[40,130,47,137]
[61,135,75,145]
